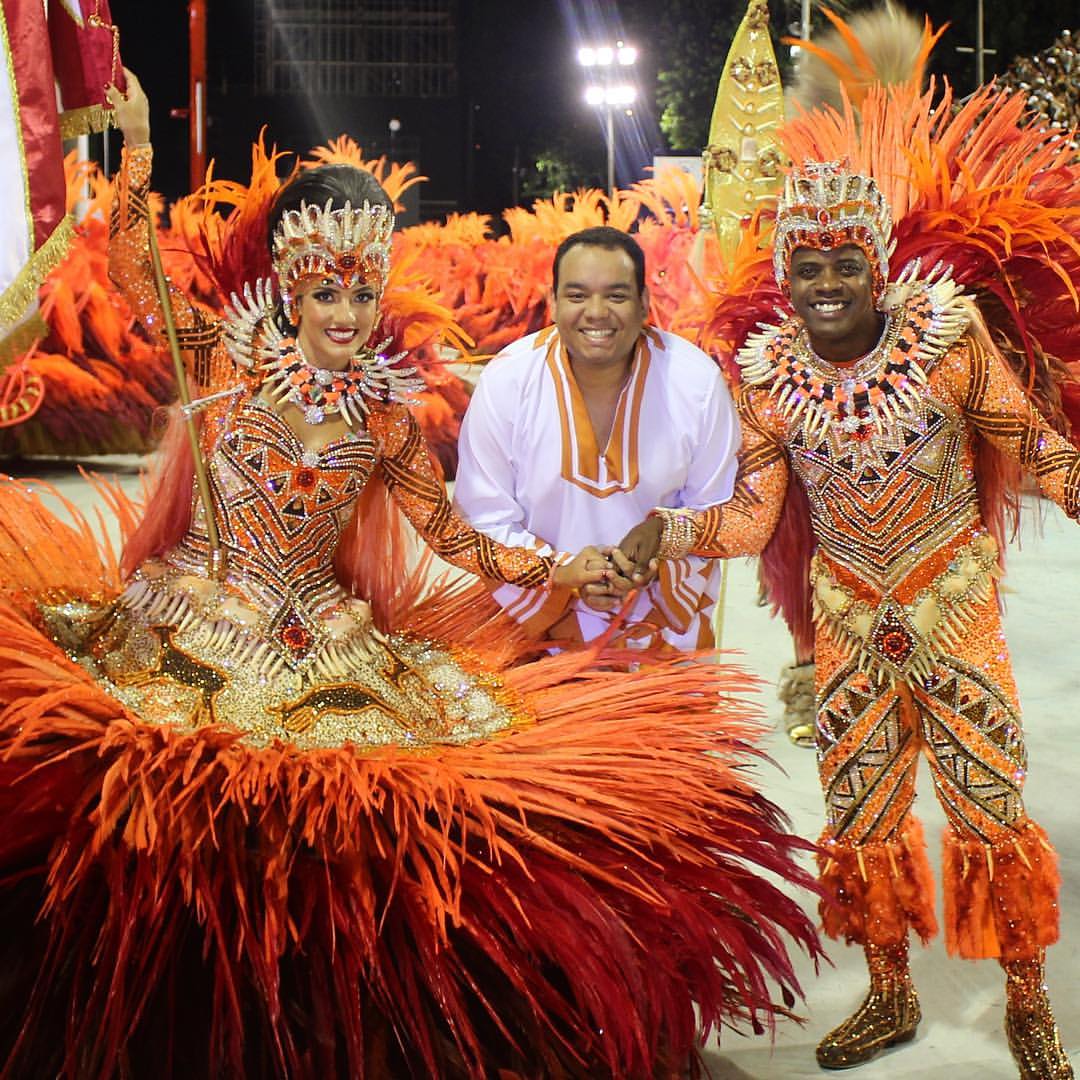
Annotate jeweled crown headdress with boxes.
[272,198,395,309]
[773,161,893,297]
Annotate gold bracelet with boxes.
[652,507,700,559]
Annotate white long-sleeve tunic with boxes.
[454,325,740,648]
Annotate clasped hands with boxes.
[550,517,665,612]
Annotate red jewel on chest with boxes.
[281,625,314,653]
[880,629,911,660]
[294,468,317,489]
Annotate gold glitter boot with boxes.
[816,940,920,1069]
[1003,955,1074,1079]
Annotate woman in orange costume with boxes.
[625,151,1079,1077]
[0,73,822,1078]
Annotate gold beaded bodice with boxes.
[169,396,376,651]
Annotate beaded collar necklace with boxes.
[262,337,422,426]
[221,280,423,426]
[737,271,970,444]
[784,313,914,441]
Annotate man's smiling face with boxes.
[789,244,881,361]
[550,244,648,370]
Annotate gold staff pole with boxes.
[145,221,224,577]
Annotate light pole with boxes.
[579,42,637,197]
[955,0,996,89]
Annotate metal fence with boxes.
[254,0,457,98]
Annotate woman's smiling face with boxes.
[294,278,379,370]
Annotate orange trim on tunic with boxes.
[543,330,654,499]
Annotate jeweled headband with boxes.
[773,162,893,298]
[271,198,394,312]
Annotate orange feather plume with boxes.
[786,3,947,112]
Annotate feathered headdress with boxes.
[773,161,893,297]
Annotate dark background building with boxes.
[106,0,1075,216]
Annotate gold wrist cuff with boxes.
[652,507,700,560]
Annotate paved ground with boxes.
[30,459,1080,1078]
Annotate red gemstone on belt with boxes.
[281,625,314,653]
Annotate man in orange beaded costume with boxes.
[623,161,1079,1077]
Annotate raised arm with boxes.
[105,71,219,383]
[619,384,789,564]
[940,335,1080,520]
[369,404,606,591]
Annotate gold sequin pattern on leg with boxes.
[1002,953,1074,1079]
[816,939,921,1069]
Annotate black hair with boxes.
[267,164,393,258]
[551,226,646,295]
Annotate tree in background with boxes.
[625,0,777,152]
[519,132,605,204]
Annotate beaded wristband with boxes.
[650,507,700,560]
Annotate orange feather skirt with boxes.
[0,479,821,1079]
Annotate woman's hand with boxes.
[105,67,150,146]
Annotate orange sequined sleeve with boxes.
[108,144,220,385]
[369,404,558,587]
[674,385,790,558]
[940,337,1080,520]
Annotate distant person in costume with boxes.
[0,71,822,1077]
[455,226,739,648]
[620,161,1078,1078]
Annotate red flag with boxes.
[50,0,125,138]
[0,0,71,363]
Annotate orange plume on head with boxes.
[785,3,946,112]
[182,132,298,303]
[304,134,427,212]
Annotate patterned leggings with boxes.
[813,593,1060,961]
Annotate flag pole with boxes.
[145,220,225,577]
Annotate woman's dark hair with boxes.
[267,164,393,258]
[551,226,646,295]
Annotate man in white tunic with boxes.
[454,226,740,648]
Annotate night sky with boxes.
[105,0,1073,213]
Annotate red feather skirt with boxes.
[0,480,822,1079]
